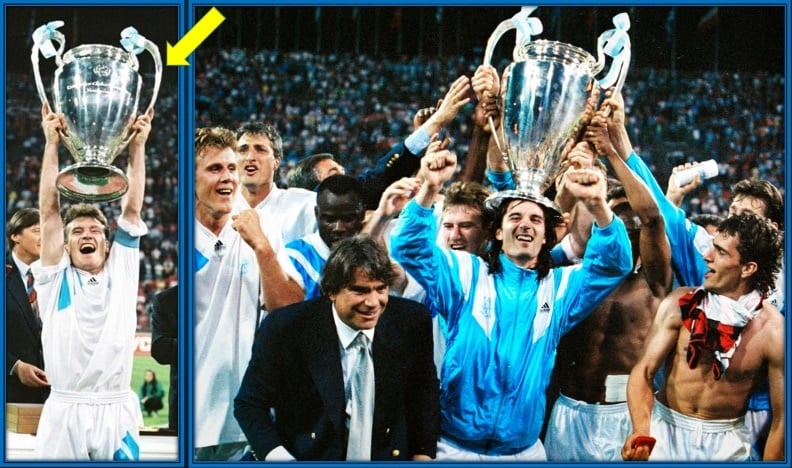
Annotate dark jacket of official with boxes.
[5,254,49,403]
[150,285,178,432]
[234,295,439,460]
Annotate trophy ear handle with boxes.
[120,27,163,112]
[31,21,66,111]
[594,13,632,98]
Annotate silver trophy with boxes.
[484,7,631,213]
[31,21,162,202]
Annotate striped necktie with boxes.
[25,269,42,332]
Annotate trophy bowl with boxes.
[32,22,162,202]
[482,8,631,214]
[494,39,600,213]
[53,44,140,201]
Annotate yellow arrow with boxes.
[167,7,225,66]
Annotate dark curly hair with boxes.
[485,198,559,279]
[717,213,782,296]
[731,179,784,230]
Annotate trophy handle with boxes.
[120,27,163,111]
[31,21,66,112]
[482,6,542,67]
[594,12,631,105]
[482,7,543,165]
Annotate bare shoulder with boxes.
[749,302,784,348]
[664,287,695,303]
[656,287,695,319]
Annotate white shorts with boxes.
[35,389,142,460]
[437,436,546,461]
[544,393,631,461]
[650,399,757,461]
[745,408,771,446]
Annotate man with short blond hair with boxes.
[33,103,153,460]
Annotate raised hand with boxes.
[376,177,421,219]
[420,133,456,189]
[471,64,499,101]
[40,102,67,145]
[129,106,155,151]
[426,75,471,131]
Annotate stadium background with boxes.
[3,3,787,434]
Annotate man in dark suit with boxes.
[5,207,50,403]
[149,284,178,432]
[234,235,439,461]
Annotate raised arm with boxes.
[39,103,66,267]
[665,162,704,208]
[622,290,685,461]
[361,177,420,242]
[458,65,501,183]
[120,106,154,227]
[420,75,471,138]
[415,134,456,209]
[588,112,673,297]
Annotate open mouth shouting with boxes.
[79,243,97,254]
[243,162,258,176]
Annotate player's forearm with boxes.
[486,133,508,173]
[763,420,784,460]
[256,248,304,311]
[39,142,60,216]
[583,196,614,228]
[415,180,440,209]
[121,144,146,224]
[626,371,655,435]
[39,142,66,265]
[457,125,488,183]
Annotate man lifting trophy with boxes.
[31,21,162,202]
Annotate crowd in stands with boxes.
[195,47,784,217]
[6,47,784,330]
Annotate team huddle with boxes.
[192,63,784,462]
[5,41,783,462]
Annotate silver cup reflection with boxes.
[31,22,162,202]
[483,8,631,213]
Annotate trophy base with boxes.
[56,163,129,202]
[485,189,561,216]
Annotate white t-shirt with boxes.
[32,218,145,393]
[234,186,317,244]
[193,214,297,448]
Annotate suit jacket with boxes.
[149,285,178,432]
[5,254,49,403]
[359,142,422,210]
[234,295,439,460]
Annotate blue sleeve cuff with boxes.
[486,169,514,191]
[405,127,431,155]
